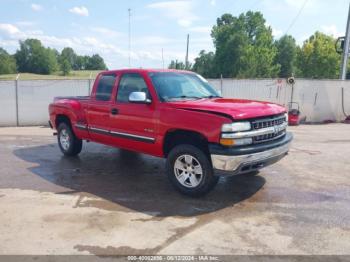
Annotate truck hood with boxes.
[167,98,286,120]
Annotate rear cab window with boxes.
[95,74,117,101]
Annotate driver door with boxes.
[109,73,158,155]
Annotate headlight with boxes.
[220,121,252,146]
[284,113,289,123]
[221,121,251,132]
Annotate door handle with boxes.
[111,108,119,115]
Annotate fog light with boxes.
[220,137,253,146]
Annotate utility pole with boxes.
[128,8,131,68]
[340,2,350,80]
[185,34,189,70]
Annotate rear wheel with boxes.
[57,122,82,156]
[166,144,219,197]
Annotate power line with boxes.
[340,2,350,80]
[128,8,131,68]
[284,0,309,35]
[185,34,189,70]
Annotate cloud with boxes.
[189,26,212,34]
[31,4,43,11]
[0,24,20,35]
[0,22,204,68]
[136,36,172,45]
[90,27,121,37]
[272,27,283,38]
[0,23,44,40]
[69,6,89,17]
[147,1,198,27]
[16,21,36,27]
[261,0,319,14]
[321,25,343,38]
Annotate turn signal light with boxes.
[220,138,235,146]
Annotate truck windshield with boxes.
[148,72,221,102]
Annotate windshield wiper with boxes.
[168,95,202,100]
[203,95,222,99]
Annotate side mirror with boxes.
[128,91,151,104]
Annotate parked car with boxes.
[49,69,292,196]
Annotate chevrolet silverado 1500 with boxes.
[49,69,292,196]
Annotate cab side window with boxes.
[116,73,150,103]
[95,74,116,101]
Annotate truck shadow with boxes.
[13,143,265,217]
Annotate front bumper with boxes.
[210,132,293,175]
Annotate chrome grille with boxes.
[251,115,287,144]
[252,115,286,130]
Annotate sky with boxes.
[0,0,349,69]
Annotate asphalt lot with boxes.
[0,124,349,255]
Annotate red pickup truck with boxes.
[49,69,292,196]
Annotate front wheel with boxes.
[166,144,219,197]
[57,122,82,156]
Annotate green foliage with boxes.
[296,32,341,79]
[75,56,89,70]
[190,12,342,79]
[60,59,71,76]
[86,54,107,70]
[60,47,78,70]
[15,39,58,74]
[210,11,280,78]
[275,35,297,78]
[168,60,188,70]
[0,38,108,75]
[192,50,216,78]
[0,48,17,74]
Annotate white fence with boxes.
[0,78,349,126]
[210,78,350,123]
[0,79,93,126]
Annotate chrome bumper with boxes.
[211,142,291,175]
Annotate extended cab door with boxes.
[86,73,117,143]
[109,72,160,155]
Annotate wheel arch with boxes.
[55,114,72,129]
[163,129,209,158]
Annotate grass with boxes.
[0,70,102,80]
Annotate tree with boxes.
[0,48,17,74]
[275,35,297,78]
[168,60,187,70]
[75,55,88,70]
[208,11,280,78]
[15,39,58,74]
[86,54,107,70]
[60,47,78,70]
[60,59,71,76]
[192,50,216,78]
[296,32,340,79]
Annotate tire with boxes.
[166,144,219,197]
[57,122,82,156]
[245,170,260,176]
